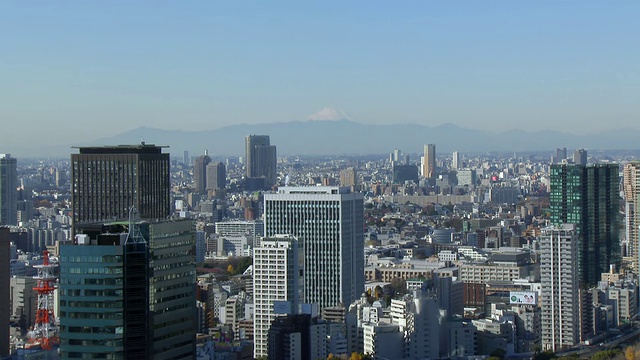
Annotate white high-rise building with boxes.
[253,235,300,358]
[623,162,640,274]
[452,151,460,170]
[541,224,580,352]
[264,186,364,310]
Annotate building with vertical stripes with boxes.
[71,144,170,232]
[541,224,580,352]
[264,186,364,311]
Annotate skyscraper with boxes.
[206,162,226,191]
[452,151,460,170]
[623,162,640,274]
[573,148,587,165]
[71,144,171,229]
[423,144,436,178]
[264,186,364,310]
[550,163,620,285]
[245,135,277,187]
[59,219,196,359]
[0,154,17,226]
[339,168,357,187]
[193,151,211,194]
[556,147,567,163]
[0,228,10,357]
[541,224,580,352]
[253,235,300,358]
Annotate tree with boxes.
[227,264,235,274]
[533,351,557,360]
[489,348,506,359]
[625,346,635,360]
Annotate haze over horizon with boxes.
[2,1,639,149]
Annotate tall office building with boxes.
[245,135,277,187]
[206,162,226,191]
[423,144,436,178]
[452,151,460,170]
[339,168,357,187]
[556,147,567,163]
[0,228,10,357]
[71,144,171,229]
[623,162,640,273]
[573,149,587,165]
[193,151,211,194]
[264,187,364,310]
[253,235,300,358]
[0,154,17,226]
[541,224,580,352]
[550,163,620,285]
[59,219,196,359]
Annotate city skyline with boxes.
[2,2,640,150]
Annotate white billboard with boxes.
[510,291,537,305]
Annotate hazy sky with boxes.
[2,1,639,147]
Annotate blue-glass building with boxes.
[59,219,196,360]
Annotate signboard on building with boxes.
[510,291,537,305]
[273,300,292,314]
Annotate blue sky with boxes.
[1,1,639,147]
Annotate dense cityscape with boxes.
[1,138,640,360]
[3,2,640,360]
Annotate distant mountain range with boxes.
[14,119,640,158]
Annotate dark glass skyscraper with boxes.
[193,151,211,194]
[0,154,17,226]
[550,163,620,285]
[245,135,277,187]
[71,144,170,230]
[206,161,226,191]
[59,219,196,359]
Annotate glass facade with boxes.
[59,219,196,360]
[550,164,620,286]
[59,244,126,359]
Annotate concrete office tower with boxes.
[339,167,357,187]
[193,151,211,194]
[253,235,300,358]
[245,135,277,186]
[556,147,567,163]
[59,219,196,359]
[541,224,580,352]
[573,148,587,165]
[624,162,640,274]
[452,151,460,170]
[206,162,226,191]
[264,187,364,310]
[183,150,189,165]
[10,276,37,330]
[390,149,401,163]
[0,154,18,226]
[71,144,170,230]
[423,144,436,178]
[550,163,620,285]
[0,228,10,357]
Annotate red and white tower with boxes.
[26,250,59,350]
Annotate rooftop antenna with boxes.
[125,206,146,244]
